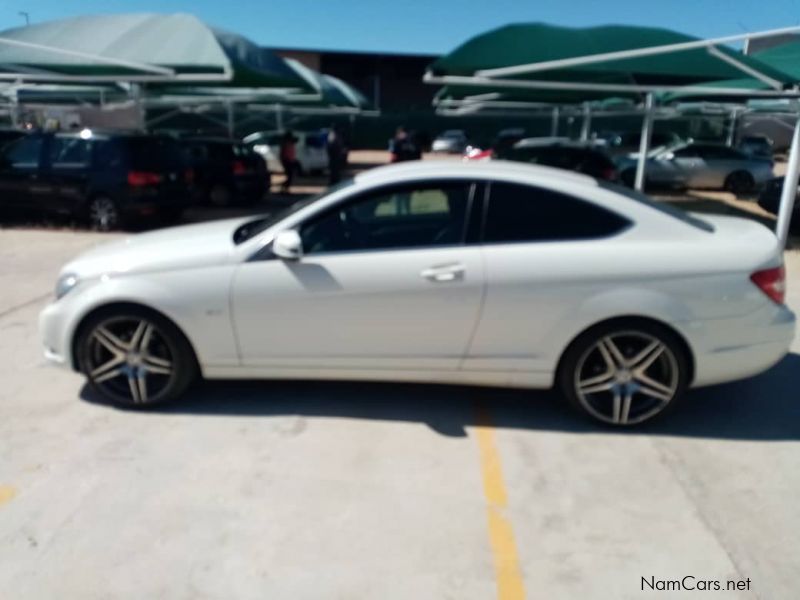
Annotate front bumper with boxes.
[39,299,75,370]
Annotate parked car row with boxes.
[244,130,331,175]
[463,131,775,194]
[0,129,270,230]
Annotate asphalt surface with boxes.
[0,224,798,600]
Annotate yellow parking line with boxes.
[474,411,526,600]
[0,484,16,507]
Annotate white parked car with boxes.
[40,161,795,425]
[243,130,329,174]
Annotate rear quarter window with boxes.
[484,181,631,243]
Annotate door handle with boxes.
[420,263,465,282]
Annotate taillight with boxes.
[185,168,195,184]
[600,167,618,181]
[128,171,162,187]
[232,160,248,175]
[750,265,786,305]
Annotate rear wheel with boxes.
[160,207,184,224]
[724,170,755,195]
[76,307,198,407]
[558,321,689,425]
[209,184,233,207]
[620,169,637,188]
[87,196,120,231]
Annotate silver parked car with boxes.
[618,142,774,193]
[431,129,469,154]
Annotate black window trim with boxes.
[264,178,480,260]
[478,180,633,245]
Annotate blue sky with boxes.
[1,0,798,54]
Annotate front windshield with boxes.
[233,178,355,244]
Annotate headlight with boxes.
[55,273,80,299]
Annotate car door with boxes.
[668,145,705,186]
[464,181,632,376]
[304,132,328,171]
[690,145,732,188]
[41,135,93,214]
[231,179,484,371]
[0,135,46,208]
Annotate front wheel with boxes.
[558,321,689,425]
[76,307,198,407]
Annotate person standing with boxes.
[279,130,298,193]
[388,126,419,162]
[327,126,345,185]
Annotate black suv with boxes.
[183,138,270,206]
[497,140,619,182]
[0,131,193,230]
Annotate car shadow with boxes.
[80,352,800,442]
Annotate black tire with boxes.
[87,196,121,231]
[160,207,184,224]
[620,169,636,188]
[76,305,198,408]
[208,184,233,207]
[724,171,755,195]
[557,319,690,426]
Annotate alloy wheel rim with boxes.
[89,198,117,230]
[85,317,174,404]
[574,331,679,425]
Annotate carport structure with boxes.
[424,23,800,246]
[142,57,374,135]
[0,14,373,136]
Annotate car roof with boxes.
[355,159,598,188]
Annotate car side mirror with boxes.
[272,230,303,260]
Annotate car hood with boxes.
[62,217,253,279]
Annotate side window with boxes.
[673,146,698,158]
[48,137,91,167]
[484,182,630,243]
[300,181,472,254]
[4,136,43,168]
[94,140,125,169]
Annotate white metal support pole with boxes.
[776,114,800,248]
[550,106,560,137]
[580,103,592,141]
[634,93,655,192]
[726,107,739,146]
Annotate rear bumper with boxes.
[685,303,796,387]
[119,188,194,216]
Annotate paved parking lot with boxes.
[1,215,799,598]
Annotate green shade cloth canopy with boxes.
[428,23,795,103]
[0,13,308,90]
[283,58,371,109]
[658,39,800,103]
[144,62,371,110]
[753,40,800,81]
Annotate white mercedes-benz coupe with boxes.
[40,161,795,425]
